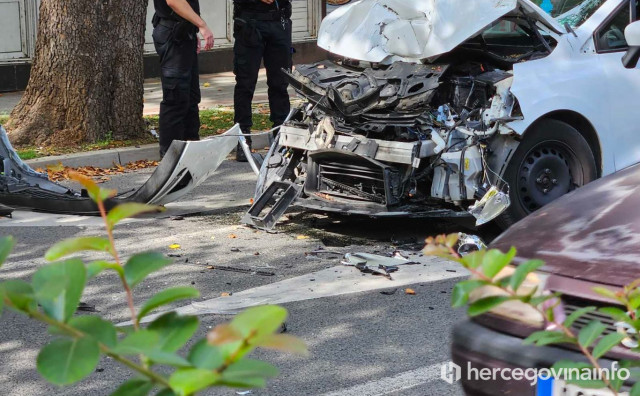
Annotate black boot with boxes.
[236,140,252,162]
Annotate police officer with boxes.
[233,0,293,162]
[152,0,215,157]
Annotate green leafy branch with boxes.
[0,171,308,396]
[424,234,640,395]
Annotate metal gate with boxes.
[0,0,38,61]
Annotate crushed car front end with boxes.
[248,0,570,229]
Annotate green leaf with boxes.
[0,280,35,313]
[107,203,163,230]
[124,252,172,288]
[630,294,640,311]
[188,340,225,370]
[219,359,279,389]
[523,330,574,346]
[68,316,118,348]
[631,382,640,396]
[32,259,86,323]
[169,368,220,396]
[552,360,606,389]
[467,296,511,317]
[592,333,626,359]
[111,330,160,355]
[460,250,484,269]
[479,247,516,279]
[37,337,100,385]
[0,236,15,267]
[578,321,607,348]
[87,261,122,279]
[451,280,488,308]
[145,350,191,367]
[599,307,631,323]
[563,307,597,328]
[593,287,621,301]
[149,312,199,353]
[45,237,113,261]
[232,305,288,339]
[255,334,309,356]
[509,259,545,291]
[529,293,560,307]
[110,379,153,396]
[138,287,200,321]
[156,389,177,396]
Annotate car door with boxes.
[596,0,640,170]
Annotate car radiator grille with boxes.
[318,162,388,204]
[563,299,619,336]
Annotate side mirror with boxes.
[623,21,640,69]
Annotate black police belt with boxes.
[237,10,287,21]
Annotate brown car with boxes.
[451,162,640,395]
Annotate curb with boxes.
[25,134,272,169]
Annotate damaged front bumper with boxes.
[0,125,240,214]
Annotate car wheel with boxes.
[495,119,597,229]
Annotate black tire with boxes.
[495,119,597,229]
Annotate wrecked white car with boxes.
[246,0,640,230]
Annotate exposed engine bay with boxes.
[246,10,559,229]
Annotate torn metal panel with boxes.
[342,252,419,279]
[0,125,240,214]
[317,0,562,64]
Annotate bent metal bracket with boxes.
[0,125,241,215]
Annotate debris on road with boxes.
[342,252,418,280]
[0,203,13,218]
[206,265,275,277]
[405,288,416,295]
[380,289,398,296]
[456,233,487,256]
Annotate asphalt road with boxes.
[0,158,480,396]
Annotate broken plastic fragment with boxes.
[468,186,511,226]
[456,233,487,256]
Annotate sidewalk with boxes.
[1,69,291,168]
[0,69,295,116]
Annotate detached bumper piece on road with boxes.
[0,125,240,215]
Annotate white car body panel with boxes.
[508,0,627,175]
[318,0,640,177]
[317,0,563,64]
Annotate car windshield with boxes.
[533,0,607,27]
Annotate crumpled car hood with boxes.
[318,0,564,64]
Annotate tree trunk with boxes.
[7,0,149,147]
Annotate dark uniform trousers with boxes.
[233,12,292,144]
[152,21,201,157]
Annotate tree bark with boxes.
[7,0,149,147]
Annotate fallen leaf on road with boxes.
[297,235,310,240]
[220,292,231,297]
[249,198,254,204]
[228,234,237,239]
[405,288,416,295]
[203,82,211,88]
[210,236,216,240]
[169,244,181,250]
[46,162,65,173]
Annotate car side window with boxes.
[595,0,639,52]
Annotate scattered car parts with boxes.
[0,125,240,214]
